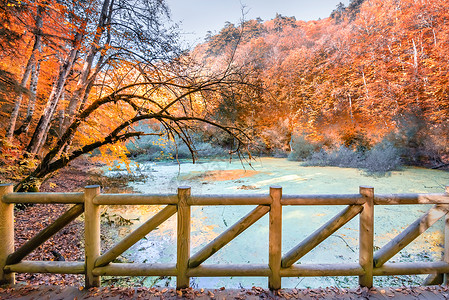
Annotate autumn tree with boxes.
[0,0,259,192]
[14,57,256,191]
[196,0,448,159]
[0,0,30,102]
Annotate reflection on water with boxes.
[104,158,449,289]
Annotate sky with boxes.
[165,0,351,46]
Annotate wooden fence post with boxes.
[177,186,191,289]
[444,185,449,285]
[0,184,14,285]
[359,186,374,287]
[269,186,282,290]
[84,185,100,288]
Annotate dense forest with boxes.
[1,0,448,190]
[193,0,449,169]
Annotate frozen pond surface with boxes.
[105,158,449,288]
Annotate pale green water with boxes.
[106,158,449,289]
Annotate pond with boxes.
[104,158,449,289]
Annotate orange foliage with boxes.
[198,0,449,146]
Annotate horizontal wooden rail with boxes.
[188,194,271,205]
[94,194,177,205]
[187,265,271,277]
[5,261,85,274]
[1,183,448,290]
[281,194,364,206]
[92,263,449,278]
[89,262,449,278]
[4,192,448,206]
[373,262,449,276]
[2,192,84,204]
[280,263,365,277]
[374,193,449,205]
[92,263,177,277]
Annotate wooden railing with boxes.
[1,183,449,289]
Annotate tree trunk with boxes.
[14,60,41,135]
[412,39,418,71]
[58,0,113,158]
[63,0,112,131]
[57,93,65,138]
[5,6,44,141]
[348,94,354,122]
[26,31,83,155]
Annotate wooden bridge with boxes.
[1,183,449,290]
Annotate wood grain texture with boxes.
[84,185,101,288]
[93,263,177,276]
[359,186,374,287]
[0,184,14,284]
[3,192,83,204]
[269,186,282,290]
[177,187,191,289]
[5,261,85,274]
[94,194,177,205]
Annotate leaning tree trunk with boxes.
[5,5,44,142]
[26,31,83,155]
[63,0,112,131]
[58,0,113,159]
